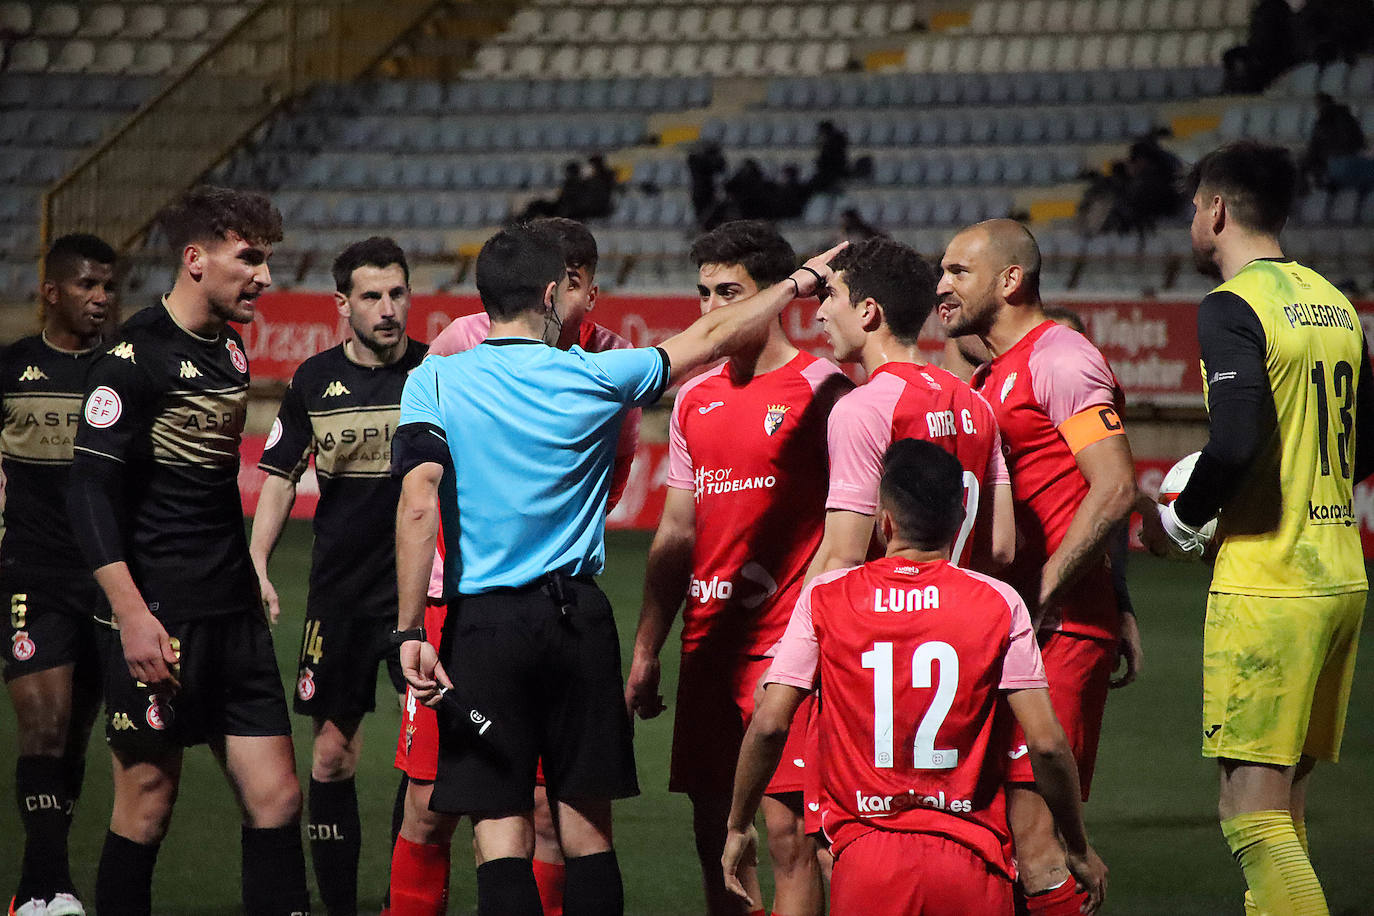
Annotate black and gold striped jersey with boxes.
[259,338,427,618]
[0,333,100,588]
[71,304,258,621]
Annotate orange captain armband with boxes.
[1058,406,1125,454]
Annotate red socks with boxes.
[1024,879,1089,916]
[388,836,450,916]
[531,857,565,916]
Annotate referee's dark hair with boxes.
[332,236,410,295]
[44,233,115,283]
[690,220,796,287]
[1185,142,1297,236]
[879,438,966,552]
[529,217,598,278]
[157,185,283,251]
[830,237,938,345]
[475,224,565,321]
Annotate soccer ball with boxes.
[1157,451,1217,542]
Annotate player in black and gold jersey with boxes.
[67,187,310,916]
[251,237,425,915]
[2,233,115,916]
[1144,143,1374,916]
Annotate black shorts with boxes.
[99,611,291,756]
[431,575,639,816]
[293,615,406,720]
[2,580,101,683]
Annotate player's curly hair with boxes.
[879,438,965,551]
[157,185,283,252]
[689,220,796,288]
[1185,142,1296,236]
[529,217,598,277]
[44,233,115,282]
[830,238,938,345]
[332,236,410,295]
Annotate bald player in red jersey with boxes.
[808,236,1014,580]
[626,221,851,916]
[723,439,1106,916]
[388,218,637,916]
[938,220,1136,916]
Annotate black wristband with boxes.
[390,626,426,647]
[797,265,826,293]
[786,277,801,298]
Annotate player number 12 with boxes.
[861,640,959,770]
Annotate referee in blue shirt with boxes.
[391,223,843,915]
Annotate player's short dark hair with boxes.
[879,438,966,551]
[829,237,938,345]
[1042,305,1085,334]
[529,216,598,278]
[157,185,283,252]
[332,236,410,295]
[44,232,115,283]
[475,224,565,321]
[1184,142,1297,236]
[690,220,796,287]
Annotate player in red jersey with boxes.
[938,220,1136,915]
[808,235,1013,579]
[723,439,1107,916]
[387,219,637,916]
[626,221,852,916]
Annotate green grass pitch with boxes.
[3,522,1371,914]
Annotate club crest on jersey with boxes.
[266,417,283,450]
[999,372,1018,404]
[11,630,35,661]
[763,404,790,436]
[297,668,316,701]
[145,696,172,730]
[85,386,122,428]
[226,340,248,373]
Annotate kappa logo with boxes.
[764,403,790,436]
[179,360,202,379]
[322,380,351,398]
[111,712,138,731]
[11,630,35,661]
[999,372,1018,404]
[110,341,135,362]
[226,340,248,373]
[18,365,47,382]
[698,400,725,415]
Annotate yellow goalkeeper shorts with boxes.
[1202,589,1365,765]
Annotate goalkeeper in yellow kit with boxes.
[1143,142,1373,915]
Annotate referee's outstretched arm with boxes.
[658,242,847,386]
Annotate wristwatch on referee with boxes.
[389,626,426,647]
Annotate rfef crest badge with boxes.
[11,630,35,662]
[764,403,790,436]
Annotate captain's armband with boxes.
[1058,406,1125,454]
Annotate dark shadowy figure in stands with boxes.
[774,165,809,220]
[1076,163,1134,236]
[1122,132,1185,229]
[810,120,850,194]
[1223,0,1296,93]
[582,154,618,220]
[1297,0,1374,69]
[687,141,727,229]
[1303,93,1368,189]
[837,208,886,244]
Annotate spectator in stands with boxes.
[837,208,886,244]
[1122,132,1186,229]
[774,165,809,220]
[810,120,850,194]
[687,141,727,229]
[582,154,619,220]
[1223,0,1297,93]
[1297,0,1374,69]
[1076,163,1134,236]
[1303,93,1369,189]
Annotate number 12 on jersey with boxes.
[862,640,960,770]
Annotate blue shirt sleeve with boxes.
[582,346,669,407]
[399,357,445,429]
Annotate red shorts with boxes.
[1007,631,1116,797]
[669,651,811,796]
[832,830,1013,916]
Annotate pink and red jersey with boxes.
[667,350,851,656]
[972,321,1126,640]
[826,362,1008,569]
[425,312,640,598]
[768,556,1047,876]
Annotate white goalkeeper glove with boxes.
[1157,501,1208,559]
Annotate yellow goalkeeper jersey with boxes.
[1206,260,1367,597]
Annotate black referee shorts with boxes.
[431,575,639,816]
